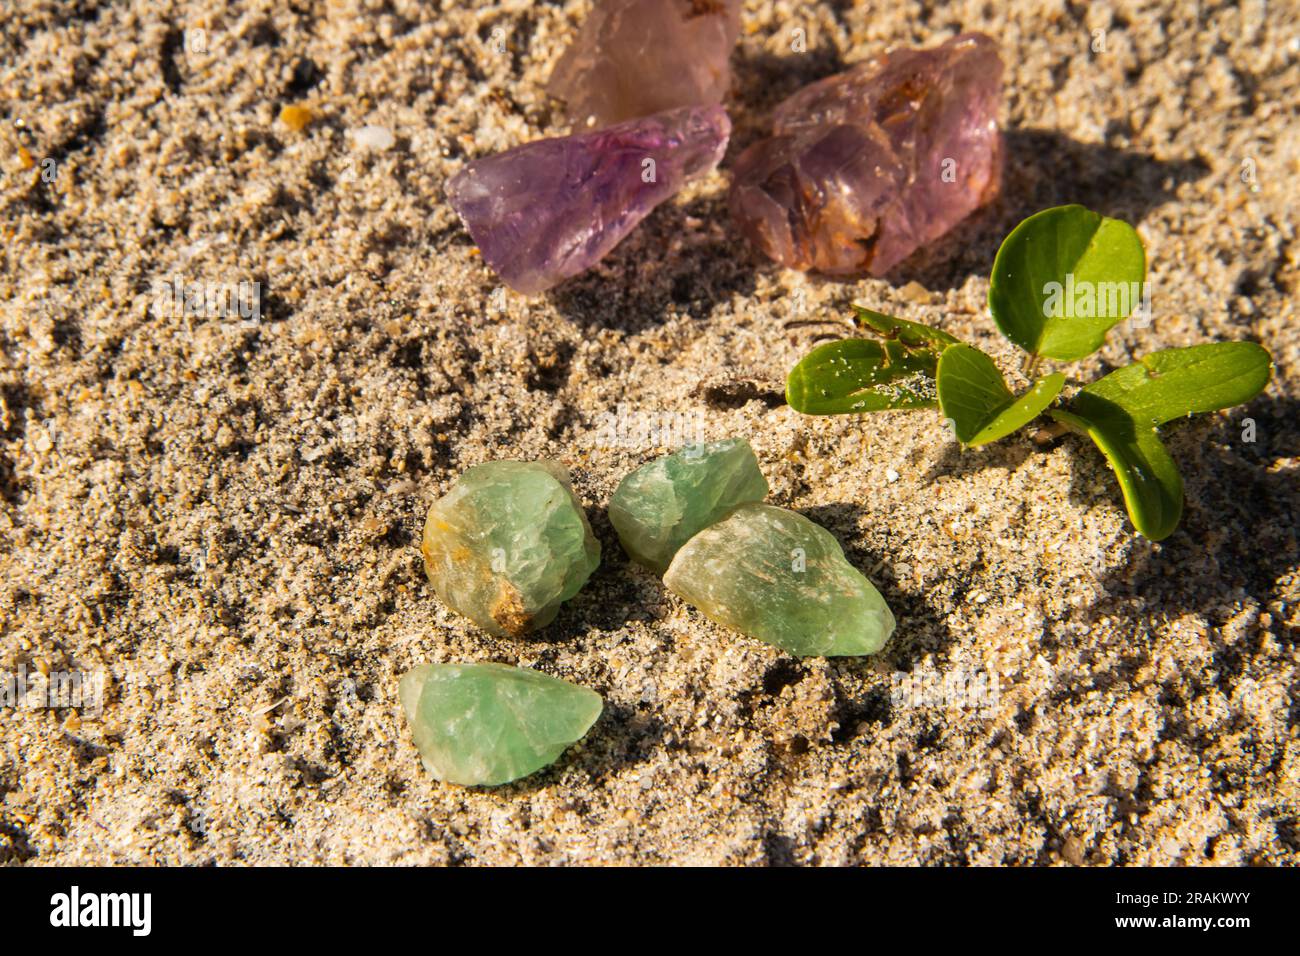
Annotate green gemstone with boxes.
[399,663,603,786]
[608,438,769,573]
[663,502,895,657]
[421,460,600,637]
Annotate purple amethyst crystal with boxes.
[446,105,730,294]
[729,33,1005,276]
[547,0,743,129]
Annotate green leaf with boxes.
[786,338,940,414]
[851,306,961,349]
[936,344,1066,446]
[1051,404,1184,541]
[1050,341,1272,539]
[1068,341,1273,425]
[989,204,1146,361]
[786,307,962,415]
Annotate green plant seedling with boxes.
[1049,342,1271,540]
[782,203,1273,540]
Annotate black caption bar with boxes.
[0,865,1286,943]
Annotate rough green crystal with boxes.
[399,663,603,786]
[663,502,895,656]
[609,438,769,573]
[421,460,600,637]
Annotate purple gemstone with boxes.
[446,105,731,294]
[547,0,742,129]
[730,33,1005,276]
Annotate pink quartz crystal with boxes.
[729,33,1004,276]
[547,0,742,129]
[446,105,731,294]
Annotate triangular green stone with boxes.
[399,663,603,787]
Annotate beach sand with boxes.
[1,0,1297,865]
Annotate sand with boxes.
[1,0,1297,865]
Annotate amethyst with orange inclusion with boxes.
[730,33,1004,276]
